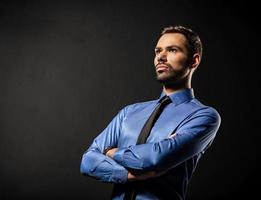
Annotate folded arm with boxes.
[80,106,129,184]
[112,108,221,172]
[106,148,162,181]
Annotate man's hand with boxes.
[105,147,118,158]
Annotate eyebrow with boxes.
[155,45,183,51]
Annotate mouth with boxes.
[156,64,169,73]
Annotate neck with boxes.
[162,80,191,95]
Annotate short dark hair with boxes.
[160,25,203,59]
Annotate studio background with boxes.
[0,0,259,199]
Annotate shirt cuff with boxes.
[113,148,126,165]
[111,165,128,184]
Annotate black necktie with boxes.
[123,95,172,200]
[136,95,172,144]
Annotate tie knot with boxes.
[159,95,171,105]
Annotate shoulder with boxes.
[189,98,221,125]
[120,99,157,115]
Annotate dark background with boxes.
[0,0,260,199]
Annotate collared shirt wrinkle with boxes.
[80,88,221,200]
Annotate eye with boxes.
[155,49,161,54]
[169,48,178,53]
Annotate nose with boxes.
[157,51,167,62]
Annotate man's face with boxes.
[154,33,190,84]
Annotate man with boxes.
[80,25,221,200]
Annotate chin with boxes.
[156,74,175,82]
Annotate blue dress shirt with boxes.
[80,88,221,200]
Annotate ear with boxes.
[190,54,201,69]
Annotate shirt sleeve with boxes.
[80,106,129,184]
[113,107,221,172]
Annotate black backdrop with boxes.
[0,0,260,199]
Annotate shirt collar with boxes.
[158,88,195,106]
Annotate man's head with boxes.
[154,25,202,88]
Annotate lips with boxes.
[156,64,169,72]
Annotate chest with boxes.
[118,104,195,147]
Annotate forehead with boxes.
[156,33,187,48]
